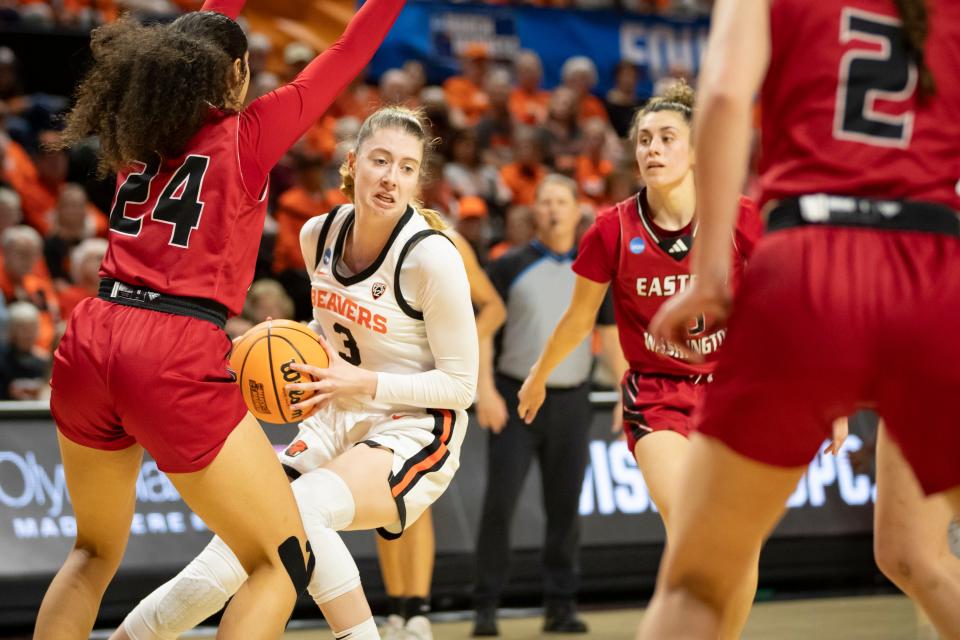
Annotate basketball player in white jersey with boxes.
[111,106,478,640]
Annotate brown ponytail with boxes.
[893,0,936,98]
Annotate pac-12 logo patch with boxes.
[371,282,387,299]
[629,237,646,254]
[322,247,332,265]
[284,440,308,458]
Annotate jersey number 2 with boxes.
[834,9,916,148]
[333,323,362,365]
[109,155,209,248]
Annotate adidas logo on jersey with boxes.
[668,238,688,254]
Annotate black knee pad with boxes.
[277,537,315,593]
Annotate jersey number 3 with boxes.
[333,323,362,365]
[109,155,209,248]
[834,9,917,148]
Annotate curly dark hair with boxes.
[56,11,248,176]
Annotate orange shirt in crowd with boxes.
[272,186,349,273]
[575,155,614,205]
[0,269,60,354]
[578,95,609,124]
[509,88,550,125]
[443,76,490,125]
[500,162,547,206]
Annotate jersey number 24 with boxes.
[109,155,209,248]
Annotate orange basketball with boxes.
[230,319,329,424]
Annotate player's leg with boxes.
[874,425,960,639]
[299,443,398,639]
[636,435,807,639]
[375,528,410,635]
[632,430,757,640]
[34,435,143,640]
[167,413,311,639]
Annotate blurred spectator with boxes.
[244,278,295,324]
[444,128,510,209]
[0,47,69,151]
[488,204,534,261]
[420,155,458,218]
[538,87,582,174]
[379,68,416,108]
[56,237,106,319]
[273,153,347,320]
[403,60,427,97]
[0,301,50,400]
[509,50,550,126]
[247,71,280,105]
[0,129,50,232]
[500,127,548,206]
[456,196,490,261]
[443,42,491,126]
[605,61,642,138]
[0,187,22,235]
[575,118,615,205]
[43,183,103,285]
[561,56,608,124]
[420,86,457,159]
[0,225,59,353]
[476,68,515,166]
[247,32,272,77]
[283,41,316,81]
[604,168,640,208]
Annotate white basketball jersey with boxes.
[304,205,451,412]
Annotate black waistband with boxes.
[98,279,228,329]
[767,195,959,236]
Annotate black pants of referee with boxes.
[474,374,592,608]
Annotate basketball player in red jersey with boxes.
[516,81,764,639]
[34,0,406,637]
[640,0,960,637]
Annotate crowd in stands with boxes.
[0,0,710,30]
[0,0,735,401]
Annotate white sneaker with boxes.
[381,614,406,640]
[403,615,434,640]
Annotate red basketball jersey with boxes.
[760,0,960,209]
[574,191,762,376]
[100,110,267,315]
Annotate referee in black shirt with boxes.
[472,175,624,636]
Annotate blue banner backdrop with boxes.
[367,1,710,97]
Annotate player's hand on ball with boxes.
[286,335,377,412]
[649,276,732,363]
[516,374,547,425]
[476,380,509,433]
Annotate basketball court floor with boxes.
[121,594,927,640]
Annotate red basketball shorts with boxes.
[698,225,960,495]
[621,369,708,453]
[50,297,248,473]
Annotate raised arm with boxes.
[238,0,406,195]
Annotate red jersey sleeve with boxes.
[237,0,406,196]
[199,0,243,19]
[734,195,764,260]
[572,207,620,283]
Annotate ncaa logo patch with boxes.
[322,247,332,265]
[284,440,308,458]
[371,282,387,299]
[629,237,646,254]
